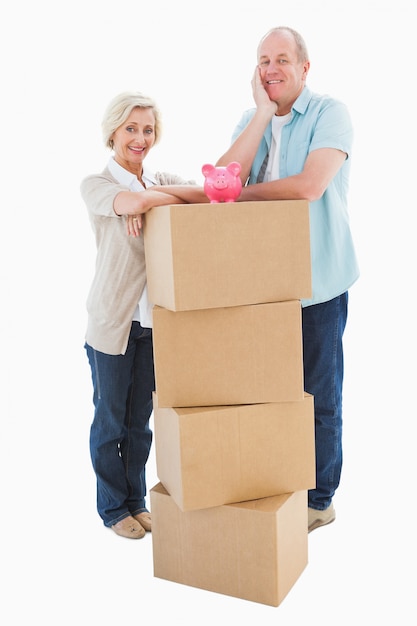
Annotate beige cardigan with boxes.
[81,167,192,355]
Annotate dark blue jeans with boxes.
[302,293,348,511]
[85,322,154,527]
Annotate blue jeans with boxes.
[302,292,348,511]
[85,322,154,527]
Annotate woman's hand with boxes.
[126,214,142,237]
[122,188,206,236]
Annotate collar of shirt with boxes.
[107,157,158,191]
[292,85,312,115]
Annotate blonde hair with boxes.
[101,91,162,149]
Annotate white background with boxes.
[1,0,415,624]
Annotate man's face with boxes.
[257,31,310,113]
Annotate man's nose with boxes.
[267,62,280,73]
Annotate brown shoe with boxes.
[111,515,146,539]
[308,503,336,533]
[133,511,152,532]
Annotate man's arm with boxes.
[238,148,347,202]
[216,67,277,183]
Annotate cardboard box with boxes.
[152,300,304,407]
[150,483,308,607]
[144,200,311,311]
[153,392,315,511]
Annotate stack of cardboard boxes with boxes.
[143,200,315,607]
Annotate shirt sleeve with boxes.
[231,109,256,144]
[309,99,353,159]
[80,174,130,217]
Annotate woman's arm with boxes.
[116,188,191,237]
[114,188,186,216]
[149,184,208,204]
[120,186,209,237]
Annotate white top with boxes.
[264,113,291,182]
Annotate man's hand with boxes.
[251,66,277,115]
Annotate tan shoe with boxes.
[111,515,146,539]
[133,511,152,532]
[308,503,336,533]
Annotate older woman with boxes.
[81,91,195,539]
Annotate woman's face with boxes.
[111,106,156,174]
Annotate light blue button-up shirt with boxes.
[232,86,359,307]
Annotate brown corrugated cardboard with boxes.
[150,483,308,607]
[152,300,304,407]
[153,392,315,511]
[143,200,311,311]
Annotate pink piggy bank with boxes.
[202,161,242,203]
